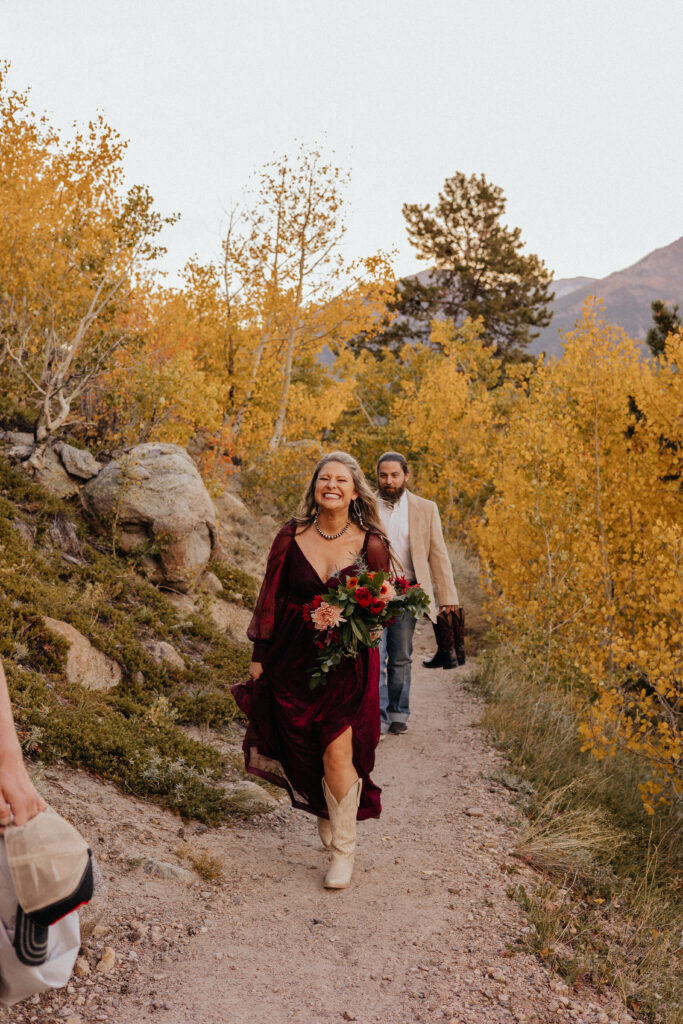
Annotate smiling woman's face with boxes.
[314,461,358,514]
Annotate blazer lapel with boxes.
[407,491,425,564]
[407,490,418,543]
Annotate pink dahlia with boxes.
[311,601,346,631]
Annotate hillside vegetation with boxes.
[0,457,254,823]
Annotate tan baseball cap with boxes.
[4,808,93,966]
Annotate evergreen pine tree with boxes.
[398,171,554,358]
[646,299,681,356]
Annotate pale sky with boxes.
[5,0,683,285]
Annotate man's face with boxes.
[377,460,409,502]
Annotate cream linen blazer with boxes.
[404,491,459,622]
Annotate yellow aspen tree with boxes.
[202,145,394,459]
[471,301,682,810]
[0,66,176,447]
[392,317,523,536]
[95,287,224,450]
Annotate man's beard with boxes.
[378,483,406,505]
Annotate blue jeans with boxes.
[379,609,417,730]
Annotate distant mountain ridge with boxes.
[551,276,597,300]
[532,237,683,357]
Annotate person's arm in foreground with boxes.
[0,658,46,830]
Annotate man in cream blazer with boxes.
[376,452,459,735]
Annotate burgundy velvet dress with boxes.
[231,521,390,821]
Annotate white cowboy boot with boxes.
[317,816,332,849]
[322,777,362,889]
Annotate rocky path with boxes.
[7,623,641,1024]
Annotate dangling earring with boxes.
[353,499,365,528]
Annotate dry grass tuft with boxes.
[473,652,683,1024]
[174,844,225,882]
[513,786,624,880]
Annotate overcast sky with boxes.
[5,0,683,285]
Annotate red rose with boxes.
[355,587,372,608]
[370,598,385,614]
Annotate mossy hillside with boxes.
[208,560,259,609]
[0,456,255,823]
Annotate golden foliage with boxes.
[2,66,680,813]
[185,146,395,460]
[394,317,532,534]
[409,305,682,811]
[94,288,225,446]
[0,65,175,439]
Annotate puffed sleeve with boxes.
[247,522,295,661]
[366,531,391,574]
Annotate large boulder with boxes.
[81,443,218,592]
[44,618,122,691]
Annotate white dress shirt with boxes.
[378,491,415,581]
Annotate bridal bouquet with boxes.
[303,568,430,689]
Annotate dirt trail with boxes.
[7,623,642,1024]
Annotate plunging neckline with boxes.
[293,532,368,587]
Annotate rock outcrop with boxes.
[46,512,83,559]
[54,442,102,480]
[81,443,219,592]
[2,434,100,495]
[43,617,122,691]
[3,431,34,462]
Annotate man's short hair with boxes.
[376,451,409,475]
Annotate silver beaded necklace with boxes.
[314,511,350,540]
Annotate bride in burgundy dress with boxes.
[231,452,391,890]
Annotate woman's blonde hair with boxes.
[295,451,388,544]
